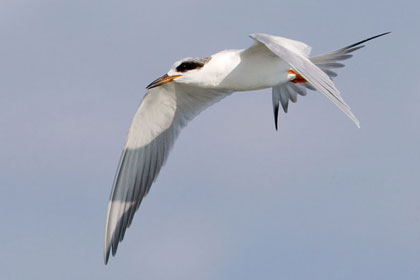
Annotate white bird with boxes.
[104,32,389,264]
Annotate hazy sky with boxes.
[1,1,419,279]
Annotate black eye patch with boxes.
[176,61,205,73]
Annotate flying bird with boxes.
[104,32,389,264]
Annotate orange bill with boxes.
[146,74,182,89]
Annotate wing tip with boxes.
[104,231,111,265]
[378,31,391,37]
[104,249,110,265]
[345,32,391,50]
[104,228,112,265]
[104,200,115,265]
[348,111,361,128]
[273,104,279,130]
[104,231,118,265]
[363,31,391,44]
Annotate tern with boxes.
[104,32,389,264]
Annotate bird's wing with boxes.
[311,32,390,80]
[249,33,360,128]
[266,33,390,129]
[104,83,230,264]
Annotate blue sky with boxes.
[1,1,419,279]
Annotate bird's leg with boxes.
[288,70,306,83]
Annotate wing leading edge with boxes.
[104,83,230,264]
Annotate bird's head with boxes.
[146,57,212,89]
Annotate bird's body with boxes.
[192,48,290,91]
[104,32,389,264]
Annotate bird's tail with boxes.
[271,32,390,130]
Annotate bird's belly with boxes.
[218,55,291,91]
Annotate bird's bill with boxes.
[146,74,182,89]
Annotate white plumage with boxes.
[104,32,388,264]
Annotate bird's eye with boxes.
[176,61,204,73]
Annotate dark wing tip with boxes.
[362,31,391,43]
[104,247,110,265]
[273,103,279,130]
[345,32,391,50]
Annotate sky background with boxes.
[1,0,419,279]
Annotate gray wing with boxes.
[269,32,390,129]
[104,83,230,264]
[311,32,390,79]
[250,33,360,128]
